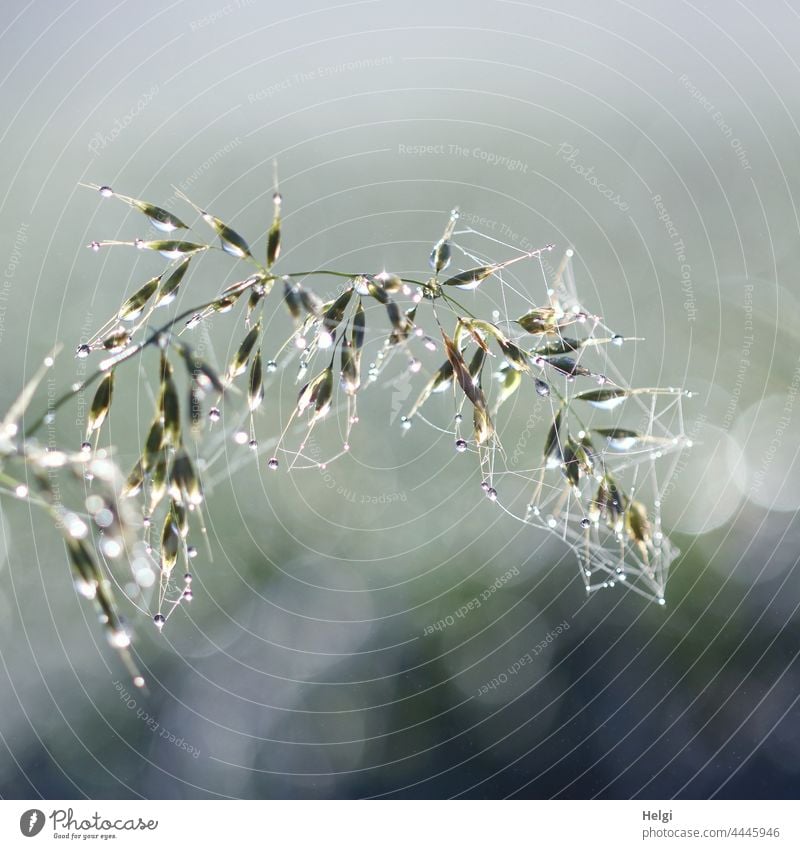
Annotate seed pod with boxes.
[102,328,131,353]
[340,338,360,395]
[96,187,188,232]
[87,372,114,434]
[541,356,592,379]
[299,287,323,316]
[442,332,484,409]
[543,408,563,465]
[143,418,164,471]
[385,300,407,333]
[206,216,251,259]
[492,365,522,416]
[498,339,531,373]
[170,449,203,506]
[160,514,180,575]
[352,300,366,350]
[407,359,454,420]
[625,500,652,552]
[118,276,161,321]
[136,240,209,259]
[121,460,145,498]
[249,350,264,411]
[148,453,168,514]
[172,499,189,539]
[267,192,282,268]
[66,537,100,597]
[575,388,629,411]
[154,258,191,308]
[441,265,499,290]
[226,321,261,382]
[297,367,334,419]
[373,271,402,292]
[160,366,181,448]
[561,437,582,488]
[323,287,354,333]
[467,346,486,381]
[532,337,582,356]
[429,208,459,273]
[594,428,640,450]
[283,279,302,320]
[473,405,494,445]
[604,476,626,532]
[366,278,389,304]
[517,307,560,335]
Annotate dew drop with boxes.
[80,441,91,452]
[109,629,131,648]
[15,484,28,498]
[318,330,333,349]
[184,572,193,583]
[248,438,258,450]
[454,413,463,424]
[89,241,100,252]
[612,334,624,346]
[266,360,278,372]
[455,438,467,453]
[580,517,591,529]
[400,416,411,431]
[208,406,221,422]
[98,185,113,197]
[142,515,151,528]
[187,546,197,559]
[480,480,490,492]
[153,613,166,630]
[657,598,666,606]
[547,515,557,528]
[409,358,422,373]
[134,238,144,249]
[267,457,279,471]
[487,487,498,501]
[295,336,307,350]
[133,675,146,688]
[183,589,193,602]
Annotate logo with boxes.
[19,809,45,837]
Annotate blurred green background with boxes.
[1,0,799,799]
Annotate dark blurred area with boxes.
[1,0,799,799]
